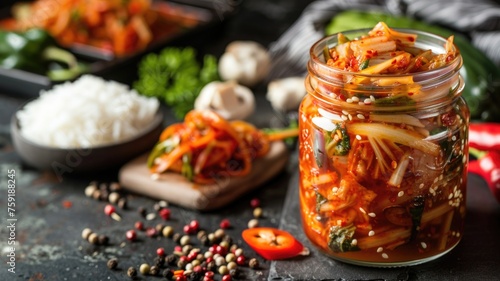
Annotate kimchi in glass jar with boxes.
[298,23,469,267]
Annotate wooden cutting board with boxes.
[118,141,289,210]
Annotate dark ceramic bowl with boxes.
[11,110,164,176]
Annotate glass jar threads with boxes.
[298,23,469,267]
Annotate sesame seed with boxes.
[332,187,339,193]
[364,98,372,104]
[382,253,389,259]
[346,98,353,103]
[351,239,358,246]
[357,114,365,119]
[348,114,353,121]
[342,110,349,115]
[351,96,360,102]
[368,230,375,237]
[398,191,404,197]
[452,135,457,141]
[419,183,424,189]
[341,115,348,121]
[368,212,376,218]
[434,178,438,183]
[356,135,362,140]
[370,95,375,101]
[421,242,427,249]
[377,247,383,253]
[358,102,364,106]
[448,193,453,199]
[359,207,366,214]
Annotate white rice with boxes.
[16,75,160,148]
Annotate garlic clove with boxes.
[266,77,306,112]
[195,81,255,120]
[219,41,270,87]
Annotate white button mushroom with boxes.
[218,41,270,87]
[194,81,255,120]
[266,77,306,112]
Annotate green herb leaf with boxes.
[134,47,219,120]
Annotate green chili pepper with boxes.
[326,10,500,122]
[0,28,86,81]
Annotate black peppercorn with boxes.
[149,265,159,276]
[154,256,165,268]
[172,233,182,244]
[166,254,177,265]
[117,197,128,209]
[229,268,239,277]
[127,266,137,278]
[248,258,259,269]
[137,207,147,217]
[162,268,174,279]
[99,183,108,191]
[98,235,109,245]
[187,271,203,281]
[199,235,209,246]
[222,234,233,245]
[107,258,118,270]
[206,260,216,272]
[99,190,109,201]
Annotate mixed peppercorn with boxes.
[81,181,268,280]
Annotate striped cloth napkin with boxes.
[267,0,500,79]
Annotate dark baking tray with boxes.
[0,0,228,97]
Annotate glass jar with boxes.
[298,29,469,267]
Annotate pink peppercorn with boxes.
[250,198,260,208]
[104,204,115,216]
[189,220,200,232]
[156,247,165,256]
[236,255,246,266]
[126,230,137,241]
[219,219,231,229]
[159,208,171,220]
[134,221,144,231]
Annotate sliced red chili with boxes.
[242,227,305,260]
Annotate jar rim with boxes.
[309,28,462,81]
[306,28,464,110]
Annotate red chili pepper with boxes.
[242,227,308,260]
[469,123,500,151]
[468,150,500,203]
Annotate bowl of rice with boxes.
[11,75,163,176]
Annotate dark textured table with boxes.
[1,1,500,281]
